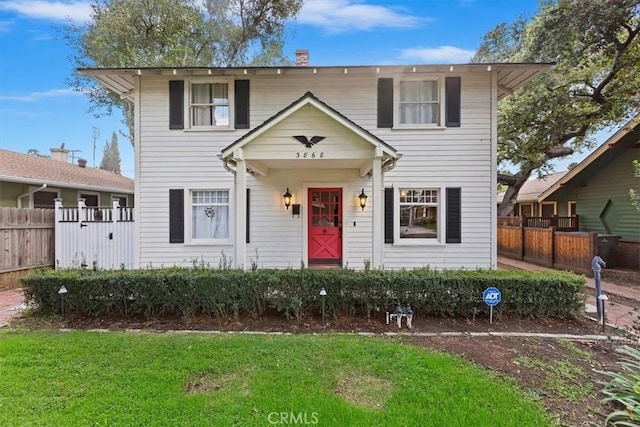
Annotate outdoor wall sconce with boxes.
[358,188,368,210]
[283,188,292,210]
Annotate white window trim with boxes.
[519,203,533,217]
[184,77,235,131]
[184,187,233,246]
[540,201,557,216]
[111,194,129,207]
[393,74,446,129]
[29,187,60,209]
[78,190,100,206]
[393,186,444,246]
[568,201,576,217]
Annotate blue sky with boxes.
[0,0,604,178]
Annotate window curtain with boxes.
[399,81,438,124]
[192,205,229,239]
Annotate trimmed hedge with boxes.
[21,267,586,319]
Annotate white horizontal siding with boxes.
[136,71,494,270]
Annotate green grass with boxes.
[0,331,551,426]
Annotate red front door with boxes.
[308,188,342,266]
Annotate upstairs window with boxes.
[190,83,230,127]
[398,80,439,126]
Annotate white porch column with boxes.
[235,156,247,269]
[372,156,383,268]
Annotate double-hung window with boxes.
[191,190,229,240]
[398,80,440,126]
[190,83,230,127]
[399,188,439,239]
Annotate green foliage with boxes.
[21,268,585,320]
[99,132,122,173]
[474,0,640,215]
[600,345,640,426]
[630,159,640,212]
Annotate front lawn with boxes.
[0,331,550,426]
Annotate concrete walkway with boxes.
[0,288,25,327]
[498,256,640,331]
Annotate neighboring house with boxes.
[497,171,568,217]
[80,53,549,270]
[538,115,640,269]
[0,148,134,209]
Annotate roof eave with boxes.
[0,175,134,195]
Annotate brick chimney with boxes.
[50,147,69,162]
[295,49,309,67]
[78,158,87,168]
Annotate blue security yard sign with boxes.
[483,287,502,307]
[483,287,501,324]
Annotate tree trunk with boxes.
[497,169,533,216]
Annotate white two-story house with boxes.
[81,53,549,270]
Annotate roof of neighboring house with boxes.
[538,115,640,202]
[0,149,134,194]
[497,171,567,203]
[78,62,553,101]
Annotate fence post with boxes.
[518,216,524,260]
[549,226,556,268]
[78,198,86,222]
[112,199,120,223]
[588,232,598,277]
[54,199,62,269]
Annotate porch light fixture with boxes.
[283,188,292,210]
[358,188,368,211]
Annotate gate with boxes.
[55,199,134,269]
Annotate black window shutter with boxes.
[446,187,461,243]
[169,80,184,130]
[384,187,394,243]
[377,78,394,128]
[169,189,184,243]
[235,80,250,129]
[246,188,250,244]
[445,77,461,127]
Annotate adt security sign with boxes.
[483,287,501,324]
[483,287,501,307]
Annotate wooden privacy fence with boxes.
[0,207,54,287]
[55,199,135,269]
[497,217,597,276]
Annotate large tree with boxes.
[99,132,122,174]
[473,0,640,216]
[65,0,303,146]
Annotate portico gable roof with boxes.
[220,91,399,162]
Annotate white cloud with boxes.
[0,88,79,102]
[400,46,476,64]
[297,0,425,33]
[0,1,92,22]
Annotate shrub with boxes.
[21,267,585,320]
[600,345,640,426]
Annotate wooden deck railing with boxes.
[497,216,579,232]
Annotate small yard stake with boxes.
[489,306,493,325]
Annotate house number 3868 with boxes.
[296,152,324,158]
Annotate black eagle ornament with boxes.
[293,135,325,148]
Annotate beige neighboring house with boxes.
[0,147,134,209]
[498,171,568,217]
